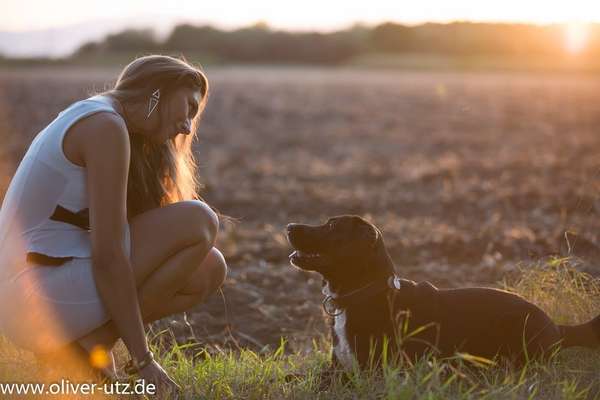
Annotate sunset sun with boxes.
[564,22,590,54]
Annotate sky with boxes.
[3,0,600,32]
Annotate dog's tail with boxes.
[558,314,600,348]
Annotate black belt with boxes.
[49,204,90,230]
[26,204,90,267]
[26,252,74,266]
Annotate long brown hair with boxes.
[101,54,209,219]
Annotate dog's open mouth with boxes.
[289,250,328,269]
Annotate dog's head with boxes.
[286,215,394,292]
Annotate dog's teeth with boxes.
[290,251,319,259]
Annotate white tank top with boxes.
[0,95,127,283]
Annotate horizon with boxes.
[2,0,600,58]
[0,18,595,59]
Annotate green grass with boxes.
[0,257,598,399]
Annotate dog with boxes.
[286,215,600,371]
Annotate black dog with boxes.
[287,215,600,371]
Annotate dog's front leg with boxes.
[317,352,338,389]
[316,327,347,390]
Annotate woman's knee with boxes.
[179,247,227,296]
[207,248,227,291]
[181,200,219,248]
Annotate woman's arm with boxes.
[81,113,149,362]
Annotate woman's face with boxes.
[151,85,202,144]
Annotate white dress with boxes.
[0,94,131,353]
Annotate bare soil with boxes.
[1,66,599,354]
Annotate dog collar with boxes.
[322,275,401,316]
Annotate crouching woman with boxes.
[0,55,227,395]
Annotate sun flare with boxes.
[565,22,589,54]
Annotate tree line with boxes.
[73,22,600,65]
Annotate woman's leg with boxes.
[78,247,227,351]
[36,246,226,381]
[143,247,227,322]
[75,200,228,361]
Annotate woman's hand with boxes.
[138,360,181,398]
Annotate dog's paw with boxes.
[317,367,341,391]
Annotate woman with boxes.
[0,55,227,393]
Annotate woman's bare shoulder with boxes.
[65,111,129,167]
[76,110,127,141]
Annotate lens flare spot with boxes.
[435,83,447,99]
[89,345,110,369]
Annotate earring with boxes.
[147,89,160,118]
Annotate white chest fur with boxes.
[333,311,357,370]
